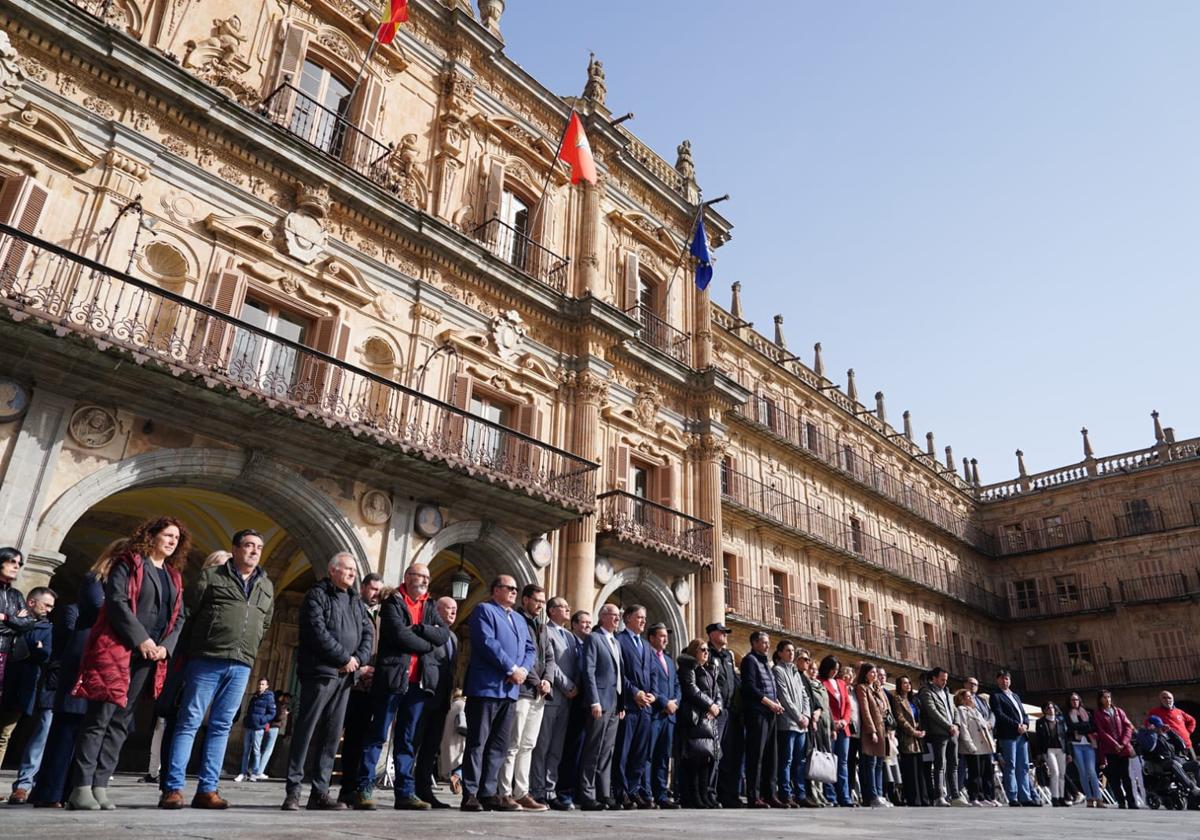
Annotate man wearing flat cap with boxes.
[706,622,742,807]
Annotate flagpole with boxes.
[529,109,575,234]
[347,35,382,128]
[663,194,729,303]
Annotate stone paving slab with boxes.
[0,775,1195,840]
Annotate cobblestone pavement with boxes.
[1,774,1195,840]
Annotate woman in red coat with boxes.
[1093,688,1137,809]
[819,655,854,806]
[66,517,189,812]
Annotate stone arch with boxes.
[410,519,536,587]
[35,447,369,577]
[594,566,688,654]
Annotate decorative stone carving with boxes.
[478,0,504,36]
[282,211,327,264]
[672,577,691,606]
[296,183,331,218]
[583,52,606,106]
[373,292,403,324]
[489,310,526,361]
[0,378,29,423]
[633,381,660,427]
[0,32,24,104]
[360,489,393,525]
[389,134,429,208]
[594,554,613,585]
[69,406,118,449]
[675,139,695,181]
[182,17,258,107]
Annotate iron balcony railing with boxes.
[596,490,713,565]
[733,397,993,553]
[722,580,1004,681]
[473,218,571,295]
[1112,508,1167,539]
[995,519,1095,556]
[625,304,692,365]
[721,467,1002,614]
[1118,572,1191,604]
[1020,654,1200,694]
[1005,584,1113,620]
[0,223,598,511]
[259,79,395,191]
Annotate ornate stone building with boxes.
[0,0,1194,770]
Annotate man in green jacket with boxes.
[159,529,275,810]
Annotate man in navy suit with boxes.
[614,604,656,808]
[991,669,1038,806]
[460,575,535,812]
[644,622,680,808]
[579,603,624,810]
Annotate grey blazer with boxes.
[544,622,579,706]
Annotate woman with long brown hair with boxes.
[66,517,190,811]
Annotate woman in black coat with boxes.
[677,638,722,808]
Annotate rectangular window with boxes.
[293,60,352,155]
[856,598,871,647]
[1003,523,1026,552]
[891,611,907,659]
[468,392,514,463]
[498,190,532,268]
[760,395,779,433]
[1136,556,1165,577]
[1064,640,1094,674]
[1151,629,1187,660]
[722,552,738,611]
[231,298,310,388]
[1053,574,1080,605]
[849,516,864,554]
[817,585,834,637]
[922,621,936,648]
[770,570,787,626]
[720,455,732,496]
[1124,498,1156,535]
[1013,578,1039,611]
[1022,644,1052,677]
[1042,514,1065,543]
[805,422,820,456]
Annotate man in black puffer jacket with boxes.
[281,553,374,812]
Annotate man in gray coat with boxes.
[529,596,578,809]
[918,667,967,806]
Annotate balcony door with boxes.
[498,190,531,269]
[293,60,352,156]
[467,393,514,465]
[229,298,310,391]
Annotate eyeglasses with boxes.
[496,584,519,593]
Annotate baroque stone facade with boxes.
[0,0,1193,747]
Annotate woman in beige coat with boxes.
[854,662,891,808]
[954,688,997,806]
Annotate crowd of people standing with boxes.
[1,518,1198,815]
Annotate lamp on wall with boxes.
[450,545,471,601]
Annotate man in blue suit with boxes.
[644,623,680,808]
[460,575,535,813]
[579,603,623,810]
[614,604,656,808]
[992,669,1039,807]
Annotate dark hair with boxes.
[0,546,22,568]
[27,586,56,602]
[570,609,591,626]
[489,576,514,591]
[749,630,768,645]
[773,639,795,662]
[996,668,1012,679]
[1097,689,1112,705]
[231,528,263,549]
[647,622,667,635]
[361,573,383,586]
[855,661,876,685]
[521,583,545,599]
[547,596,568,611]
[622,603,646,620]
[818,655,840,680]
[895,675,913,696]
[130,517,192,570]
[928,667,948,680]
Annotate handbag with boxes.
[685,736,716,761]
[807,747,838,784]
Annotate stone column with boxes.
[0,389,75,589]
[576,176,602,297]
[694,284,713,370]
[563,370,606,614]
[691,432,727,634]
[380,497,416,587]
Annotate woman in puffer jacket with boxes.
[677,638,721,808]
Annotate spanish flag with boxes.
[559,112,597,185]
[378,0,409,45]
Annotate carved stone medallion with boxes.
[69,406,117,448]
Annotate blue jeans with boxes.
[13,708,53,791]
[240,728,265,776]
[1070,742,1103,800]
[164,658,251,793]
[256,727,280,776]
[858,753,883,802]
[776,730,807,799]
[824,729,852,804]
[998,737,1033,803]
[358,687,426,797]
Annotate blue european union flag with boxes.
[690,217,713,291]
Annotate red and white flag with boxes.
[559,112,597,185]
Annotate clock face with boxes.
[415,504,443,537]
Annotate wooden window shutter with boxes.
[325,321,352,402]
[296,313,343,405]
[515,402,542,475]
[446,373,473,452]
[616,444,630,492]
[623,251,639,312]
[0,175,50,291]
[484,161,505,224]
[350,75,387,180]
[193,268,247,366]
[271,23,310,121]
[656,462,674,510]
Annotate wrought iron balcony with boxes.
[1020,654,1200,694]
[0,223,598,513]
[721,467,1002,614]
[596,490,712,567]
[473,218,570,295]
[731,397,993,553]
[1118,572,1192,605]
[625,304,692,365]
[995,519,1095,556]
[260,80,396,192]
[1004,584,1114,620]
[1112,508,1167,539]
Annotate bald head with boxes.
[436,595,457,625]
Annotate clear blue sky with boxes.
[501,1,1199,483]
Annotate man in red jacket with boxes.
[1146,690,1196,760]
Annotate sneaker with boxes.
[870,799,889,808]
[92,787,116,811]
[252,773,270,781]
[393,795,430,811]
[950,794,969,807]
[234,774,246,783]
[969,800,983,807]
[934,797,951,807]
[354,790,376,811]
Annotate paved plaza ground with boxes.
[1,774,1196,840]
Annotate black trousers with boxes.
[715,710,743,804]
[898,752,929,806]
[963,753,991,801]
[555,697,588,803]
[69,655,156,789]
[286,674,353,797]
[1103,755,1136,807]
[743,713,777,801]
[414,698,450,799]
[336,689,373,801]
[461,696,514,799]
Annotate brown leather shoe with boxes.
[7,788,28,805]
[191,790,229,809]
[158,790,185,810]
[306,792,348,811]
[516,794,548,811]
